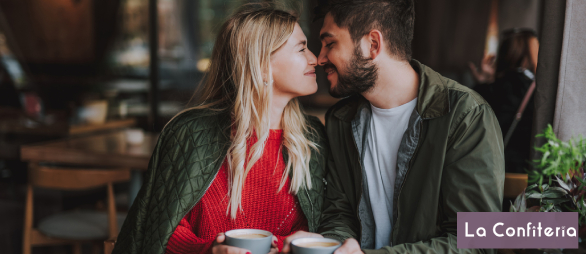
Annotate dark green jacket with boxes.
[319,60,505,254]
[113,108,328,254]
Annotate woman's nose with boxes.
[307,51,318,66]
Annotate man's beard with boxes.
[327,47,378,98]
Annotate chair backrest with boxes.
[28,165,130,190]
[503,173,528,199]
[104,237,117,254]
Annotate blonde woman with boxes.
[112,5,328,254]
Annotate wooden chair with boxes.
[504,173,528,199]
[23,163,130,254]
[104,237,116,254]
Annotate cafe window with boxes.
[109,0,310,74]
[107,0,312,119]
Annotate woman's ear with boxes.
[261,70,273,86]
[265,67,274,85]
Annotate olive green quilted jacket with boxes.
[112,108,328,254]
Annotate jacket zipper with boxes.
[351,131,364,241]
[304,188,315,231]
[284,151,316,232]
[392,120,423,245]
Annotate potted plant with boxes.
[510,124,586,236]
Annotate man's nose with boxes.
[317,49,328,66]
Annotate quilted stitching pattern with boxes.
[296,116,328,232]
[112,110,327,254]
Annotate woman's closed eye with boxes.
[299,47,307,52]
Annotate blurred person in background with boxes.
[473,28,539,174]
[112,5,328,254]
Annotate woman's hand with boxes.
[469,54,496,84]
[212,233,250,254]
[211,233,279,254]
[268,235,278,254]
[280,230,323,253]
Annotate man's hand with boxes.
[281,230,323,253]
[334,238,363,254]
[212,232,278,254]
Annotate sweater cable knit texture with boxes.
[165,129,308,253]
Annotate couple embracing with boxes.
[112,1,504,254]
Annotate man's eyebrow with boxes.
[320,32,334,40]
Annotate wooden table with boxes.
[21,130,159,205]
[1,107,137,137]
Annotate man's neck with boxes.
[362,59,419,109]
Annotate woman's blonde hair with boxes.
[172,4,317,219]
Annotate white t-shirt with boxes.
[363,98,417,249]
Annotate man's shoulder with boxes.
[416,61,489,116]
[325,95,364,123]
[425,71,492,123]
[444,78,489,109]
[416,63,497,139]
[435,76,498,139]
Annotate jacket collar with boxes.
[411,59,450,119]
[333,59,450,121]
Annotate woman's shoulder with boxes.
[304,114,324,130]
[303,113,325,135]
[152,107,229,165]
[302,114,328,153]
[162,107,229,135]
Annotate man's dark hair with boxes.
[315,0,415,61]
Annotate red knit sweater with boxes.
[165,130,308,254]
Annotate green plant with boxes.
[529,125,586,188]
[510,125,586,225]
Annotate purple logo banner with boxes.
[457,212,578,249]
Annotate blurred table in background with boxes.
[69,119,137,136]
[1,107,137,162]
[0,107,137,137]
[20,130,159,206]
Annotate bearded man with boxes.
[283,0,505,253]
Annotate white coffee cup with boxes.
[225,229,273,254]
[291,237,341,254]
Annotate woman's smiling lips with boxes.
[304,70,316,77]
